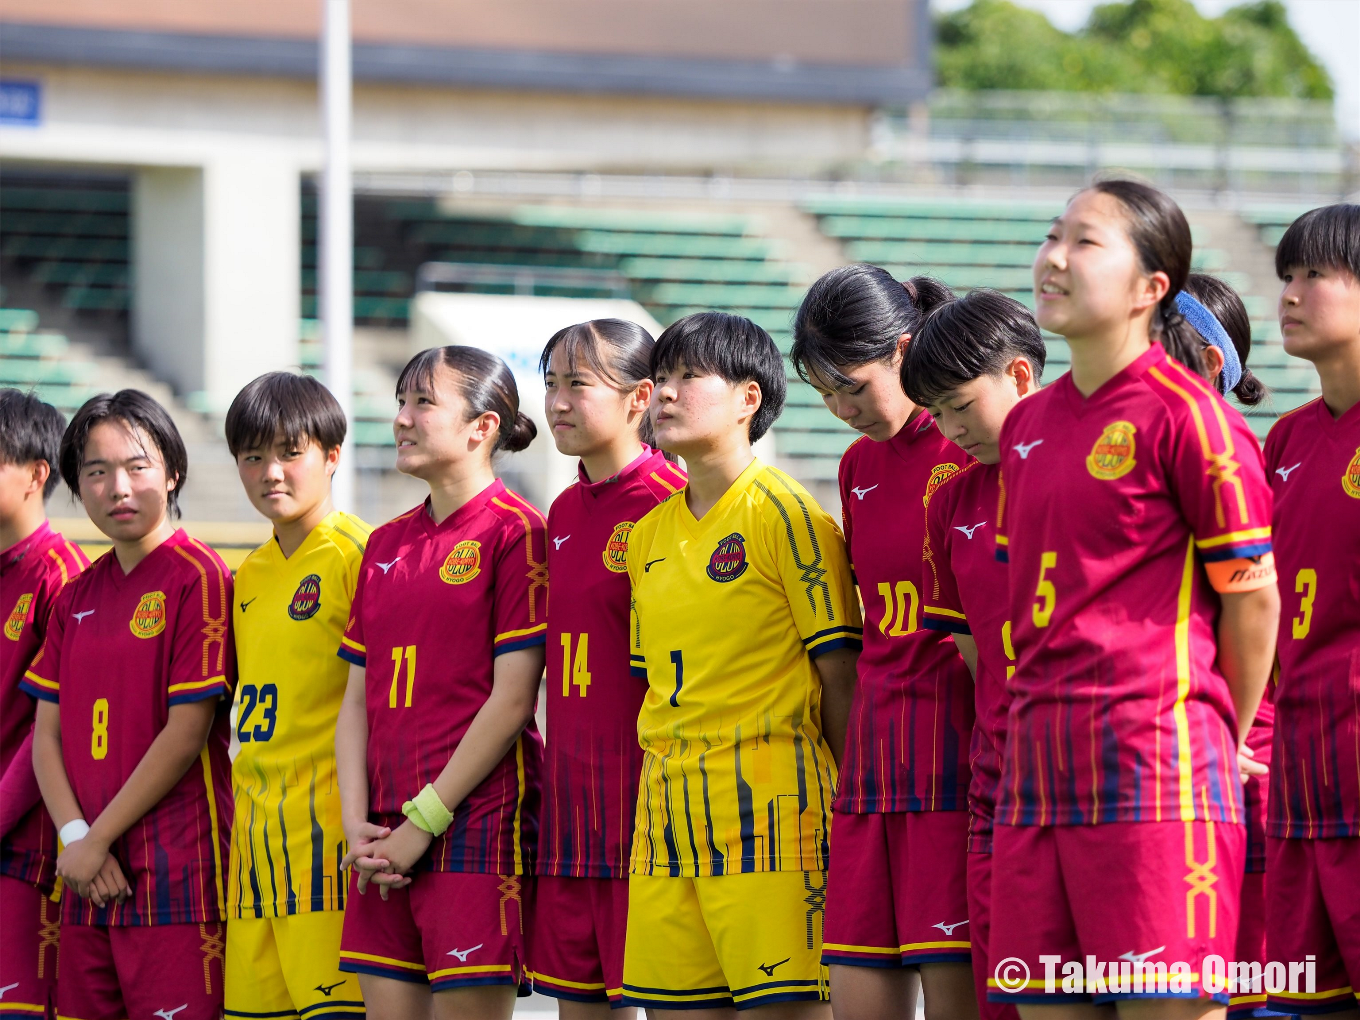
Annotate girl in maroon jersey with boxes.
[791,265,979,1020]
[26,390,235,1020]
[335,346,548,1020]
[530,319,685,1020]
[1175,273,1275,1020]
[986,180,1280,1019]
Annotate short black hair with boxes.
[902,289,1046,407]
[60,390,188,519]
[651,312,786,443]
[0,389,66,499]
[1275,204,1360,281]
[225,371,347,458]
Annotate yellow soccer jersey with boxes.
[627,459,862,878]
[228,511,371,918]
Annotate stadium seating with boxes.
[0,307,101,413]
[0,178,132,314]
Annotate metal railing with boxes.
[415,261,631,298]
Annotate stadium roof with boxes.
[0,0,932,105]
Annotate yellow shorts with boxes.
[225,911,363,1020]
[622,870,829,1010]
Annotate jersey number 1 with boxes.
[559,633,592,697]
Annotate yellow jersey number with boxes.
[1032,552,1057,628]
[389,645,416,708]
[91,698,109,760]
[559,633,592,697]
[1001,620,1016,681]
[877,581,920,637]
[1293,569,1317,640]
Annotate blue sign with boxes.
[0,81,41,126]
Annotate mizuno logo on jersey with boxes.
[955,522,986,539]
[1118,946,1166,966]
[644,558,666,572]
[757,959,790,976]
[933,920,969,936]
[447,944,483,962]
[315,980,346,996]
[850,484,878,500]
[239,597,257,612]
[1275,463,1301,481]
[72,610,95,623]
[1013,439,1044,459]
[0,983,18,1000]
[376,558,401,574]
[154,1007,188,1020]
[552,535,570,550]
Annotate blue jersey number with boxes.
[669,650,684,707]
[237,683,279,743]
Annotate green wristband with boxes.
[402,784,453,836]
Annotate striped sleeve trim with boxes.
[630,654,648,680]
[923,606,971,635]
[494,623,547,655]
[168,675,229,706]
[805,625,864,657]
[337,646,366,666]
[1196,527,1273,562]
[19,670,58,702]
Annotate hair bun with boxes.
[499,411,538,453]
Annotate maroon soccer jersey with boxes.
[540,450,686,879]
[993,344,1275,827]
[923,461,1011,852]
[836,414,975,813]
[1264,396,1360,838]
[19,529,234,925]
[338,480,547,875]
[0,521,88,891]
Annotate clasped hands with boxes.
[342,819,434,900]
[56,832,130,908]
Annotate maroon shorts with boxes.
[57,921,226,1020]
[1228,872,1277,1019]
[822,810,971,968]
[966,853,1020,1020]
[338,870,528,992]
[0,875,59,1020]
[529,876,628,1005]
[988,820,1243,1006]
[1266,835,1360,1015]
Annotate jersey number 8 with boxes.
[91,698,110,760]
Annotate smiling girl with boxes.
[333,347,547,1020]
[988,180,1280,1020]
[790,265,978,1020]
[530,320,685,1018]
[25,390,235,1020]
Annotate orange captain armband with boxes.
[1205,551,1277,593]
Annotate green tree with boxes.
[935,0,1334,99]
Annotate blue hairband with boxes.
[1175,291,1242,393]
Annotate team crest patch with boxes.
[923,463,962,508]
[288,573,323,620]
[602,521,635,574]
[129,590,168,639]
[4,593,33,641]
[440,540,482,585]
[1087,420,1138,480]
[706,532,749,583]
[1344,447,1360,499]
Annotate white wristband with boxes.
[59,819,90,846]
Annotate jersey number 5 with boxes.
[559,633,592,697]
[1032,552,1058,628]
[1292,568,1317,640]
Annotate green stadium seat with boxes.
[0,308,40,333]
[0,359,98,385]
[0,332,69,357]
[618,257,802,285]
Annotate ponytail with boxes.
[791,264,955,385]
[1180,272,1268,406]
